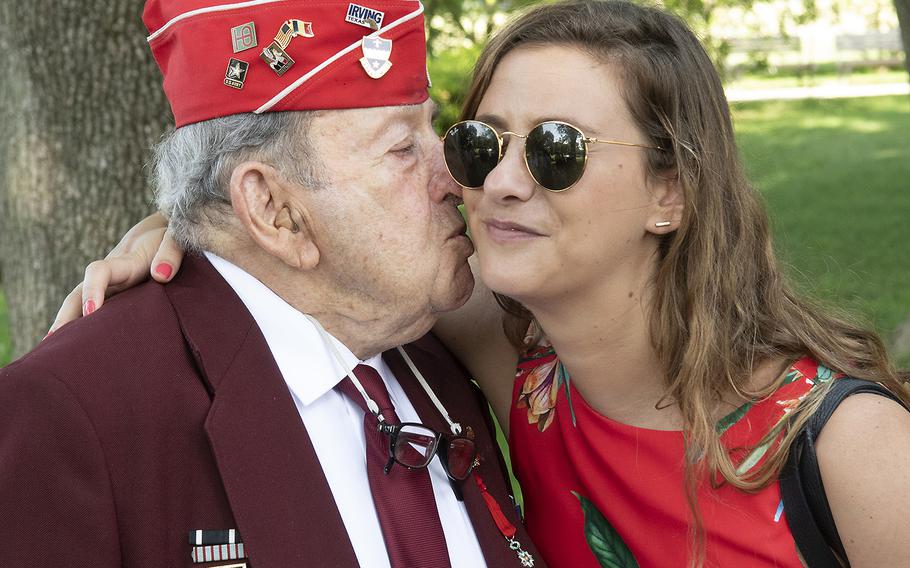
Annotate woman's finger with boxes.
[47,284,84,336]
[80,255,151,315]
[150,227,185,283]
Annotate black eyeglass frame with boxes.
[443,119,664,192]
[377,420,479,482]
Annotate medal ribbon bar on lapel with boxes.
[189,529,242,545]
[191,542,246,563]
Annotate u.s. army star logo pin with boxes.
[223,58,249,89]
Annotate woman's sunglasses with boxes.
[443,119,662,192]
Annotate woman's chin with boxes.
[479,266,539,305]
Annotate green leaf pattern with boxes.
[573,491,640,568]
[716,369,803,435]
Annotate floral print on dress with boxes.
[512,350,836,567]
[516,344,578,432]
[516,346,560,432]
[721,360,842,476]
[574,491,640,567]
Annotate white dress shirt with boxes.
[206,253,487,568]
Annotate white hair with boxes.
[152,111,323,251]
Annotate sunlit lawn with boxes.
[732,95,910,363]
[1,95,908,367]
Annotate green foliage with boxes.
[425,0,552,129]
[424,0,547,56]
[429,44,482,131]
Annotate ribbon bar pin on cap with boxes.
[143,0,430,127]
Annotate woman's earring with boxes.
[655,221,672,228]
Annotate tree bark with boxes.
[896,0,910,79]
[0,2,170,357]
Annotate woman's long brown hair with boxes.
[461,0,909,563]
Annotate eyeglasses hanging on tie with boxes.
[306,315,479,482]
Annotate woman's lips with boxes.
[483,219,545,243]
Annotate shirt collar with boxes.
[205,251,374,406]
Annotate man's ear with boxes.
[229,161,320,270]
[646,173,684,235]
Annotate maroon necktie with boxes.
[336,364,452,568]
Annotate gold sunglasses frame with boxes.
[443,119,663,192]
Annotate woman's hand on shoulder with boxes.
[816,392,910,566]
[48,213,185,334]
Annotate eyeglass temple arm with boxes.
[587,137,663,150]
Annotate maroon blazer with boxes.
[0,255,542,568]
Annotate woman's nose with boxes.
[481,136,537,202]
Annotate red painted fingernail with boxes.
[154,262,173,280]
[43,330,54,340]
[83,300,96,316]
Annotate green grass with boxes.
[731,95,910,363]
[0,287,9,367]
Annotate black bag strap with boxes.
[780,377,907,567]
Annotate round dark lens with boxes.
[446,438,477,480]
[525,122,587,191]
[395,425,437,468]
[443,121,501,188]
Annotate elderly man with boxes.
[0,1,539,567]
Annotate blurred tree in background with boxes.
[896,0,910,78]
[0,0,167,358]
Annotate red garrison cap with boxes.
[143,0,429,127]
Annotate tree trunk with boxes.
[0,2,170,357]
[896,0,910,79]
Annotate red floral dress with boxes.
[510,347,838,567]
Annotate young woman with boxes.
[55,1,910,566]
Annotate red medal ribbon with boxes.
[473,473,535,567]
